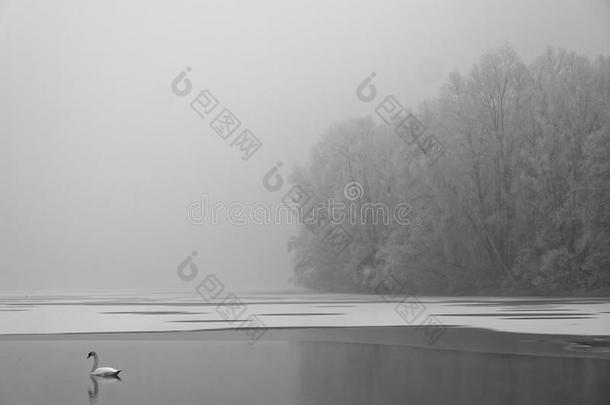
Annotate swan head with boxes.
[87,351,96,359]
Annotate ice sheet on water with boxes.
[0,291,609,336]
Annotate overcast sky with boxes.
[0,0,608,293]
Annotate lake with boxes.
[1,291,609,404]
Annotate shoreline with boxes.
[2,325,609,360]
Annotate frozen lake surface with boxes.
[1,290,609,336]
[1,291,609,405]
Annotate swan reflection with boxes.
[88,374,121,405]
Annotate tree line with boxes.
[287,45,610,296]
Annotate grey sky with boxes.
[0,0,608,292]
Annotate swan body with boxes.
[91,366,121,377]
[87,351,122,377]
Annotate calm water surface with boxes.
[0,338,608,405]
[1,292,609,404]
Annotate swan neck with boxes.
[90,353,99,372]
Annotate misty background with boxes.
[1,0,608,292]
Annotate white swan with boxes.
[87,351,122,377]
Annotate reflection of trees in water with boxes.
[88,374,121,405]
[295,341,610,405]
